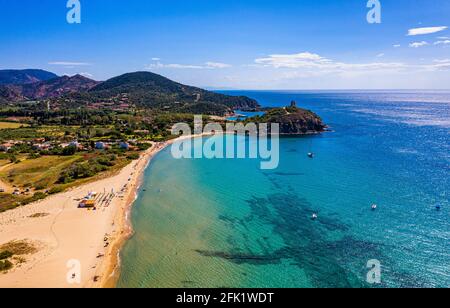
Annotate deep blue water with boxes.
[118,91,450,288]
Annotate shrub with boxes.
[0,260,13,271]
[58,159,110,184]
[28,152,41,159]
[48,186,64,195]
[137,143,152,151]
[9,154,18,163]
[126,153,140,160]
[0,250,13,260]
[22,192,48,205]
[62,145,77,156]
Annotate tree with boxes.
[62,145,77,156]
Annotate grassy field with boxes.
[0,122,30,130]
[0,155,81,190]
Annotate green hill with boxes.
[0,69,58,85]
[247,104,326,135]
[88,71,260,115]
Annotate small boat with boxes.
[436,205,441,211]
[308,153,315,159]
[371,204,378,211]
[311,213,318,220]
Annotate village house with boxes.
[0,142,14,152]
[32,142,52,151]
[119,142,130,150]
[95,142,105,150]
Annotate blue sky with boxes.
[1,0,449,89]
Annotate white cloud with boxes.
[205,62,232,69]
[425,59,450,71]
[393,44,401,48]
[409,41,429,48]
[251,51,450,80]
[437,36,450,39]
[147,61,231,70]
[154,63,204,69]
[407,26,448,36]
[254,52,333,69]
[254,52,406,72]
[433,59,450,63]
[48,61,91,66]
[151,57,161,61]
[376,53,385,58]
[434,40,450,45]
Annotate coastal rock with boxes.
[248,105,326,135]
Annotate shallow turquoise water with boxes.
[118,91,450,288]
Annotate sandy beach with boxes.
[0,136,187,288]
[0,133,212,288]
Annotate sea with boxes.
[117,91,450,288]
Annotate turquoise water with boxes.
[227,110,266,121]
[118,91,450,288]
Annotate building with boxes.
[69,141,84,150]
[0,143,14,152]
[119,142,130,150]
[95,142,106,150]
[32,142,52,151]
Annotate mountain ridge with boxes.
[0,69,58,85]
[0,70,260,115]
[0,74,99,101]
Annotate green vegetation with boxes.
[126,153,140,160]
[0,240,38,255]
[58,154,118,184]
[245,105,326,135]
[0,250,13,260]
[0,240,38,271]
[28,213,49,218]
[0,121,29,129]
[0,155,81,190]
[0,260,13,271]
[85,72,259,114]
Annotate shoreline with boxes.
[100,133,212,288]
[0,134,209,288]
[98,141,168,288]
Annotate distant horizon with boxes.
[2,67,450,92]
